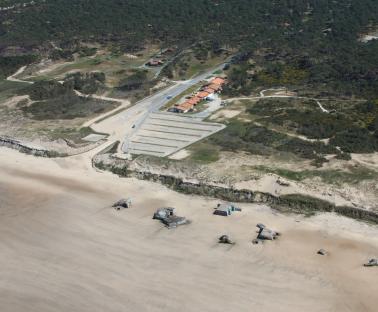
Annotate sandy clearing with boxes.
[169,149,191,160]
[208,109,242,121]
[1,95,30,109]
[36,60,75,75]
[352,152,378,169]
[0,148,378,312]
[234,175,349,207]
[224,91,330,113]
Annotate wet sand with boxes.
[0,148,377,312]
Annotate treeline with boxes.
[223,40,378,99]
[0,0,377,98]
[1,0,377,49]
[0,55,37,79]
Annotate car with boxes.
[132,124,136,128]
[166,95,173,99]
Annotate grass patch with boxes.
[188,143,220,163]
[28,48,156,85]
[210,119,337,162]
[253,165,378,185]
[47,126,107,144]
[22,94,118,120]
[245,97,378,154]
[176,54,226,80]
[0,80,28,102]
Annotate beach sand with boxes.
[0,148,377,312]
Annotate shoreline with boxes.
[0,146,378,312]
[94,151,378,225]
[1,138,377,225]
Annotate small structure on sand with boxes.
[113,198,132,210]
[317,249,328,256]
[364,258,378,267]
[253,223,280,243]
[218,235,235,245]
[213,203,242,216]
[153,207,189,228]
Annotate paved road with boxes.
[6,62,226,155]
[89,63,226,153]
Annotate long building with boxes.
[170,76,227,114]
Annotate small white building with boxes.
[205,93,216,101]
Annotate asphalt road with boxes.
[6,61,226,155]
[114,63,226,153]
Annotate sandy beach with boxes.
[0,147,378,312]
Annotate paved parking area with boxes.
[126,112,225,157]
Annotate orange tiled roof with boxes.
[211,77,226,85]
[203,87,216,94]
[187,97,201,105]
[208,83,222,90]
[197,91,210,98]
[180,101,194,109]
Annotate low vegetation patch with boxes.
[64,72,105,94]
[209,119,337,164]
[118,69,148,91]
[0,55,38,79]
[243,98,378,154]
[18,79,118,120]
[253,165,378,185]
[188,143,220,163]
[162,42,228,80]
[47,127,106,144]
[0,80,26,102]
[22,94,117,120]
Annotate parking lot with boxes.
[126,112,225,157]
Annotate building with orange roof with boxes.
[179,101,194,111]
[211,77,226,85]
[183,101,194,108]
[208,83,222,91]
[175,102,193,113]
[187,97,201,105]
[197,91,210,98]
[204,87,216,94]
[169,76,227,113]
